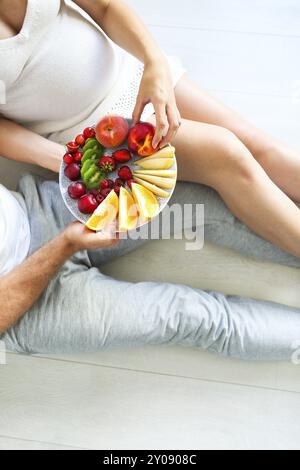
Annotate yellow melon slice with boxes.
[137,146,175,163]
[133,173,176,189]
[134,169,177,178]
[135,158,174,170]
[133,177,170,198]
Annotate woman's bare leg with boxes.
[175,75,300,201]
[150,115,300,258]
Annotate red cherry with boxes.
[90,189,101,196]
[95,194,105,205]
[68,182,86,199]
[100,188,113,198]
[75,134,86,147]
[106,179,115,188]
[63,153,74,165]
[115,178,125,187]
[83,127,95,139]
[127,179,136,189]
[67,141,79,154]
[74,151,83,163]
[99,179,110,190]
[114,185,121,195]
[64,163,81,181]
[78,194,98,214]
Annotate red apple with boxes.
[96,115,129,148]
[128,122,156,157]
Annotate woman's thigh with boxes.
[174,74,265,155]
[147,113,257,187]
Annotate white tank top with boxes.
[0,185,30,277]
[0,0,121,134]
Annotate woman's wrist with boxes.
[143,50,167,68]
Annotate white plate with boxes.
[59,118,177,231]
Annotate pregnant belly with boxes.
[5,6,119,125]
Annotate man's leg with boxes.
[2,261,300,361]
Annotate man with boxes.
[0,173,300,360]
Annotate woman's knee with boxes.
[205,126,260,188]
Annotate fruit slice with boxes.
[136,146,175,163]
[133,169,177,178]
[86,190,119,231]
[133,173,176,189]
[118,187,138,232]
[131,183,160,221]
[133,177,170,198]
[135,158,174,170]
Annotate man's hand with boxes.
[0,220,119,333]
[63,221,119,252]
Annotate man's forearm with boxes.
[75,0,166,65]
[0,232,76,333]
[0,117,65,173]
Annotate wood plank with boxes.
[127,0,300,37]
[0,435,81,450]
[1,353,300,449]
[39,344,300,395]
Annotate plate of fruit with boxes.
[59,115,177,232]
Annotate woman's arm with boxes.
[0,117,65,173]
[74,0,181,148]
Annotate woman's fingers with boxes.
[159,104,181,148]
[152,102,169,149]
[132,96,149,125]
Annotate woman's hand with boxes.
[132,56,181,149]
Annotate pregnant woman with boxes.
[2,0,300,258]
[1,0,300,360]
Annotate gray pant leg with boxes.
[6,174,298,360]
[3,263,300,361]
[88,181,300,268]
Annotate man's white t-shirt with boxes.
[0,184,30,276]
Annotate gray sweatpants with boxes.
[2,174,300,360]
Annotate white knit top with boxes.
[0,0,124,135]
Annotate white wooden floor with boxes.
[1,0,300,450]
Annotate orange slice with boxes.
[131,183,160,221]
[86,190,119,231]
[118,186,138,232]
